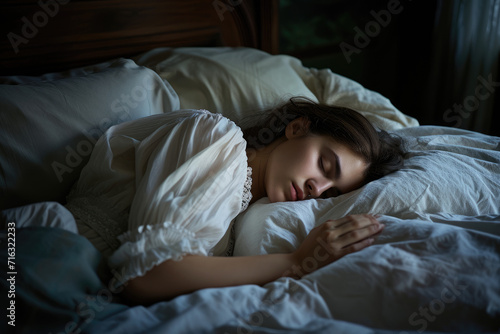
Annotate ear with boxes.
[285,117,311,139]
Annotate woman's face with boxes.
[264,119,367,203]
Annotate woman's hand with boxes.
[286,214,384,278]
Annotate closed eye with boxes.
[319,156,329,174]
[319,157,325,172]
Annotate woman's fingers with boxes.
[326,214,378,229]
[291,214,385,278]
[337,224,384,249]
[326,214,381,235]
[341,224,384,249]
[322,214,384,249]
[339,236,376,257]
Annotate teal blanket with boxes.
[0,227,127,334]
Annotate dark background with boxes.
[278,0,500,136]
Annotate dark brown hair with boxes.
[243,97,405,184]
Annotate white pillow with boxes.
[0,59,180,210]
[133,47,418,131]
[234,126,500,256]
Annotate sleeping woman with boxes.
[63,97,405,304]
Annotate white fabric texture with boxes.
[0,58,180,210]
[0,201,78,233]
[84,214,500,334]
[66,109,249,283]
[234,125,500,256]
[133,47,419,131]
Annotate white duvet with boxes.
[82,214,500,334]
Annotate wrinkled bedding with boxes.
[2,124,500,333]
[1,47,499,333]
[2,214,499,334]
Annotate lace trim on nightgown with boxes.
[240,166,253,212]
[65,196,129,251]
[221,167,253,257]
[198,109,252,212]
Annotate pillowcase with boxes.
[0,59,180,210]
[133,47,419,131]
[234,126,500,256]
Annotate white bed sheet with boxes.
[83,214,500,334]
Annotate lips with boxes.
[291,182,304,201]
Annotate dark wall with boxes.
[279,0,499,136]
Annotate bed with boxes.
[1,1,499,333]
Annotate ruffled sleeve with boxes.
[107,110,248,283]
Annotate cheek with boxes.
[275,143,315,177]
[264,177,282,203]
[263,149,293,202]
[289,149,316,174]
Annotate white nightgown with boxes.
[65,109,252,283]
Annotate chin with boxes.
[267,196,278,203]
[265,184,287,203]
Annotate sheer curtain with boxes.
[423,0,500,135]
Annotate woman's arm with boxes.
[122,214,384,304]
[122,253,296,303]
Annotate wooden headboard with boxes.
[0,0,279,76]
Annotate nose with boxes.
[306,177,334,198]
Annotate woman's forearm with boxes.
[123,253,297,304]
[123,214,384,304]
